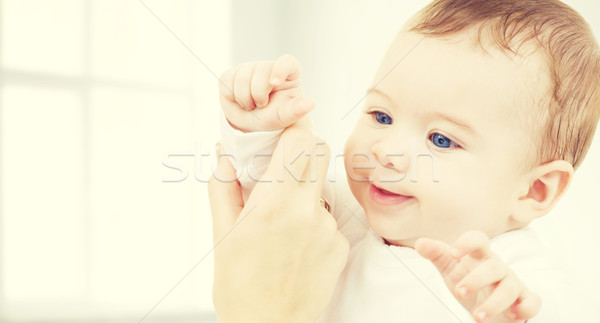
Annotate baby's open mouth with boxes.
[378,187,398,195]
[369,184,414,206]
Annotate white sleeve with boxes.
[219,113,283,201]
[219,113,367,245]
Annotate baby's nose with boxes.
[371,143,410,174]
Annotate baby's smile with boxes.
[368,184,415,206]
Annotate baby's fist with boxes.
[219,54,314,132]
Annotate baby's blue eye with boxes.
[430,133,457,149]
[373,112,392,125]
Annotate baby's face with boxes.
[344,31,545,247]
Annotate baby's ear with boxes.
[511,160,573,223]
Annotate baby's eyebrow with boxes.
[430,112,475,133]
[365,88,392,102]
[366,87,477,134]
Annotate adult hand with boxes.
[208,122,349,323]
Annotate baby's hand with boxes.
[219,54,314,132]
[415,231,540,323]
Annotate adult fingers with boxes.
[284,120,330,192]
[314,205,350,271]
[278,97,315,127]
[208,143,244,243]
[451,231,492,260]
[270,54,301,86]
[258,121,317,188]
[302,137,330,201]
[248,121,326,217]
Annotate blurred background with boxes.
[0,0,598,322]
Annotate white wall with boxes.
[1,0,229,321]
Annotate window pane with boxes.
[0,85,86,319]
[90,0,192,88]
[88,86,213,316]
[0,0,85,75]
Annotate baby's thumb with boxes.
[208,143,243,243]
[278,97,315,127]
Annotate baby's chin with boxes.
[363,210,419,248]
[362,206,465,248]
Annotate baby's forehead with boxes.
[378,31,550,124]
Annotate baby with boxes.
[217,0,600,322]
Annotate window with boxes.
[0,0,229,321]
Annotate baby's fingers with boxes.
[251,61,274,108]
[471,273,524,322]
[233,63,257,110]
[451,231,492,260]
[506,290,541,321]
[270,54,301,86]
[218,66,238,101]
[415,237,455,275]
[455,257,507,298]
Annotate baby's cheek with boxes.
[421,170,480,215]
[344,137,373,172]
[411,155,440,184]
[345,153,372,182]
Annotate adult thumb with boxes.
[208,143,243,243]
[278,97,315,127]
